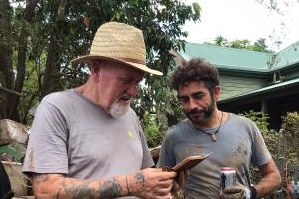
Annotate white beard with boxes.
[109,100,130,118]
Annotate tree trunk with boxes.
[6,0,40,121]
[41,0,67,97]
[0,0,14,119]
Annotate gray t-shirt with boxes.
[157,113,272,199]
[23,89,154,198]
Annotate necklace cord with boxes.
[214,111,224,135]
[198,111,224,142]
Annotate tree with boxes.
[0,0,201,124]
[0,0,40,122]
[214,36,229,47]
[205,37,272,53]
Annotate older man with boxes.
[23,22,176,199]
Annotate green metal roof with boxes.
[180,41,299,73]
[181,43,271,71]
[274,41,299,68]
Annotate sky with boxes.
[183,0,299,52]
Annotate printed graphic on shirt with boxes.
[128,131,135,140]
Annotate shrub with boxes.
[142,112,165,148]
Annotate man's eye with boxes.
[119,77,130,83]
[193,94,204,100]
[119,77,141,88]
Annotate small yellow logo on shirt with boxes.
[128,131,135,140]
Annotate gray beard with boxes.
[109,100,130,118]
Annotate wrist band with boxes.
[250,186,257,199]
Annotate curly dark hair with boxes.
[170,58,219,92]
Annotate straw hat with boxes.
[71,22,163,76]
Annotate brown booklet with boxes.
[162,152,213,173]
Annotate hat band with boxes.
[117,57,146,65]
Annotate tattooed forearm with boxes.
[31,173,127,199]
[99,179,122,199]
[61,180,97,199]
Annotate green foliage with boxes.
[239,111,299,199]
[142,112,165,148]
[205,37,272,53]
[239,111,278,199]
[270,112,299,199]
[18,60,42,124]
[251,38,269,52]
[281,112,299,164]
[239,110,278,156]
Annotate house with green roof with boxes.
[179,41,299,130]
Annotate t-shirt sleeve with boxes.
[140,131,155,169]
[22,96,69,175]
[129,109,154,169]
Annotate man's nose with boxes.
[188,98,198,111]
[127,84,140,97]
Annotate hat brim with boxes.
[71,55,163,76]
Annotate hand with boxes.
[221,183,251,199]
[131,168,177,199]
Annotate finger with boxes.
[159,171,177,180]
[158,178,175,189]
[157,185,172,194]
[223,189,242,194]
[153,186,172,199]
[223,186,243,194]
[155,168,164,172]
[167,171,177,178]
[162,166,173,172]
[222,190,243,199]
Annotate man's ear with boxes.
[89,61,101,83]
[214,86,221,101]
[90,61,100,74]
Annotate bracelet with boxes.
[250,186,257,199]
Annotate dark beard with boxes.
[185,99,216,125]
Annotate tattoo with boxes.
[134,172,145,187]
[99,179,121,198]
[31,173,123,199]
[61,180,97,199]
